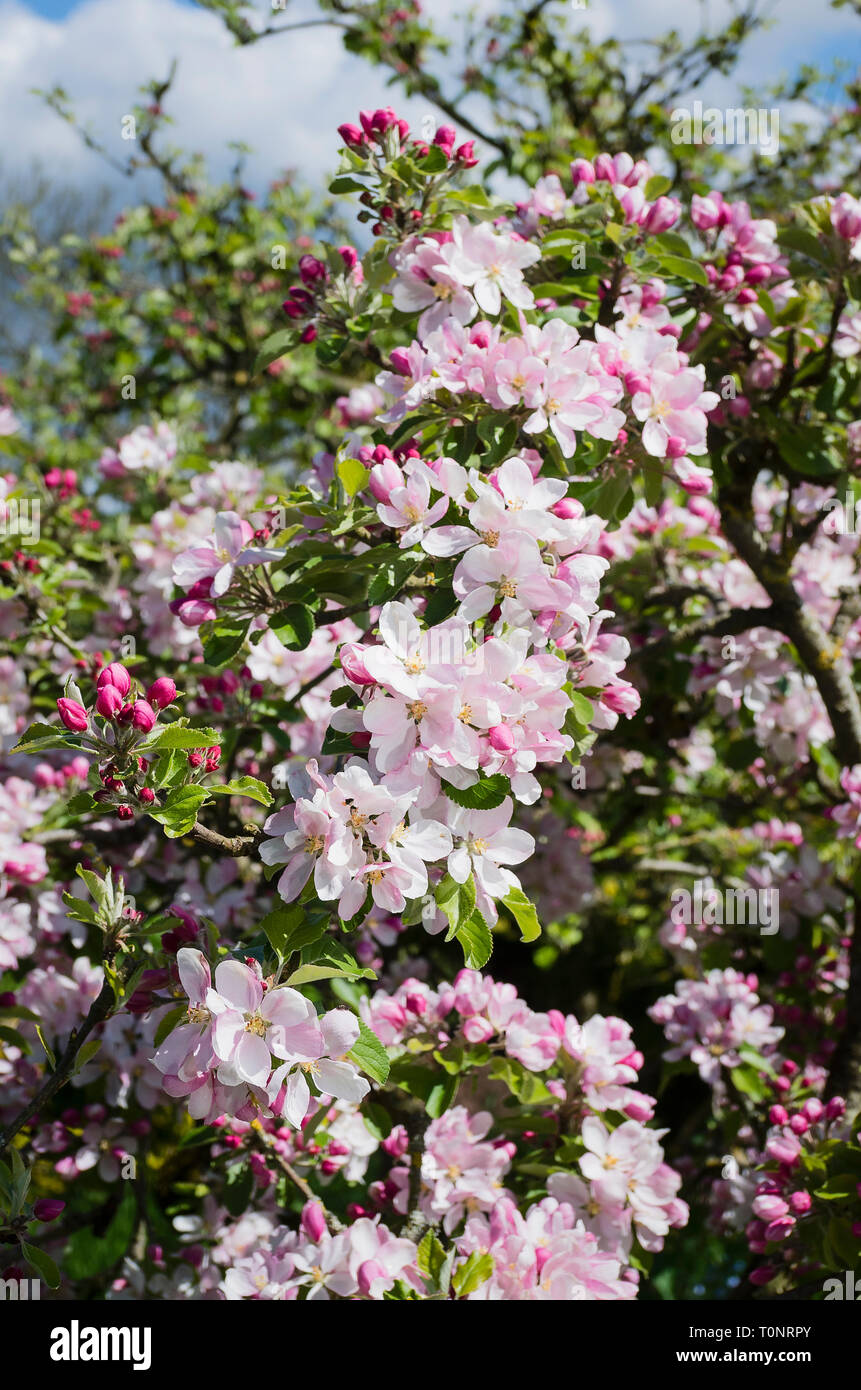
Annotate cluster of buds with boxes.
[281,247,360,342]
[0,550,39,576]
[336,109,478,239]
[44,467,77,499]
[187,745,220,774]
[55,662,178,819]
[745,1093,852,1286]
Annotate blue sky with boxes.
[1,0,859,204]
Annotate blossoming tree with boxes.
[1,4,861,1302]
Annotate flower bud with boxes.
[33,1198,66,1222]
[139,787,156,805]
[147,677,177,709]
[95,684,124,719]
[131,700,157,733]
[488,724,515,753]
[57,698,88,732]
[301,1200,328,1243]
[339,643,375,685]
[97,663,131,696]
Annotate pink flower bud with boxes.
[789,1114,809,1135]
[97,663,131,696]
[593,153,616,182]
[337,123,364,147]
[147,677,177,709]
[831,193,861,241]
[301,1200,328,1243]
[642,196,680,234]
[768,1104,789,1125]
[488,724,515,753]
[454,141,478,167]
[825,1096,846,1119]
[33,1198,66,1221]
[570,158,595,186]
[338,245,359,270]
[388,347,412,376]
[752,1194,789,1222]
[57,698,88,732]
[764,1215,795,1241]
[802,1098,824,1123]
[131,700,157,733]
[749,1266,775,1287]
[298,255,328,286]
[95,684,124,719]
[433,125,456,154]
[369,457,404,503]
[551,497,584,520]
[339,643,375,685]
[139,787,156,805]
[664,435,689,459]
[788,1190,811,1214]
[117,805,134,821]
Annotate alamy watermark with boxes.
[670,881,779,935]
[0,498,40,544]
[670,102,779,158]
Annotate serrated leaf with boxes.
[208,776,273,806]
[501,886,541,943]
[347,1018,390,1085]
[336,457,370,498]
[147,784,211,837]
[258,905,327,959]
[455,908,493,970]
[451,1249,493,1298]
[442,774,509,810]
[142,725,221,752]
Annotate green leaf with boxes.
[11,722,79,754]
[336,457,371,498]
[153,1004,187,1048]
[147,784,211,838]
[435,873,476,935]
[35,1025,56,1070]
[287,938,376,986]
[258,904,327,959]
[208,776,273,806]
[653,254,709,286]
[367,552,421,605]
[644,174,673,200]
[501,886,541,943]
[21,1242,61,1290]
[347,1018,390,1085]
[224,1162,254,1216]
[72,1039,101,1075]
[451,1249,494,1298]
[252,326,300,376]
[270,604,315,651]
[455,908,494,970]
[442,774,510,810]
[142,725,221,752]
[64,791,98,817]
[64,1186,137,1280]
[203,621,248,667]
[417,1230,449,1288]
